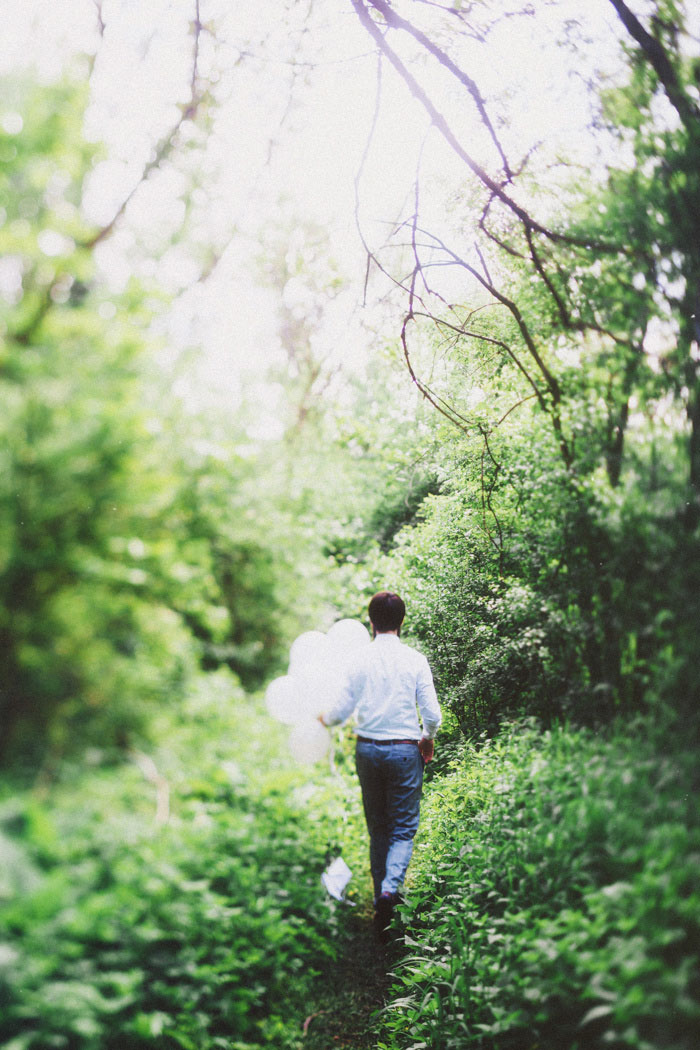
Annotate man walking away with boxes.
[320,591,442,936]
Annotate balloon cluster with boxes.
[265,619,371,764]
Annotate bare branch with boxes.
[354,55,407,302]
[524,225,646,352]
[93,0,106,37]
[473,241,493,286]
[480,437,504,567]
[83,1,204,249]
[263,0,316,167]
[400,313,474,434]
[608,0,700,128]
[411,223,563,403]
[364,0,513,179]
[353,57,437,313]
[524,225,571,329]
[409,137,447,305]
[350,0,623,254]
[479,186,538,261]
[189,0,202,105]
[411,309,546,408]
[479,215,527,260]
[495,394,538,427]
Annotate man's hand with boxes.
[418,737,434,762]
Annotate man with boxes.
[320,591,442,934]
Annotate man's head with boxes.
[368,591,406,635]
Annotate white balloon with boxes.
[264,675,305,725]
[289,719,331,764]
[326,618,371,655]
[294,658,345,719]
[288,630,332,675]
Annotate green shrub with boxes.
[379,719,700,1050]
[0,673,341,1050]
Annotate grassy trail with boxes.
[302,901,396,1049]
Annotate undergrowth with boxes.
[379,717,700,1050]
[3,676,698,1050]
[0,671,355,1050]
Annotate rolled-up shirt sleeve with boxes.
[417,657,442,739]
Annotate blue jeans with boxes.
[355,739,424,901]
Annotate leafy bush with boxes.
[378,718,700,1050]
[362,420,700,737]
[372,480,593,733]
[0,673,342,1050]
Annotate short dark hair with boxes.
[368,591,405,633]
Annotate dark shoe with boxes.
[373,892,396,940]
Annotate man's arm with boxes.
[319,674,357,728]
[416,657,442,761]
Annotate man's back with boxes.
[326,632,441,742]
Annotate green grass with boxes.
[379,718,700,1050]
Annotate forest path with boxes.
[301,900,398,1048]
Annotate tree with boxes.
[349,0,699,494]
[342,0,700,726]
[0,78,196,766]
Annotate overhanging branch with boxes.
[350,0,624,254]
[83,0,205,249]
[365,0,513,179]
[608,0,700,128]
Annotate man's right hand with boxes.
[418,737,434,762]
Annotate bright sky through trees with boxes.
[2,0,635,416]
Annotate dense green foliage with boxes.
[358,406,700,735]
[3,702,697,1050]
[379,719,700,1050]
[0,674,350,1050]
[0,79,190,766]
[0,78,317,770]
